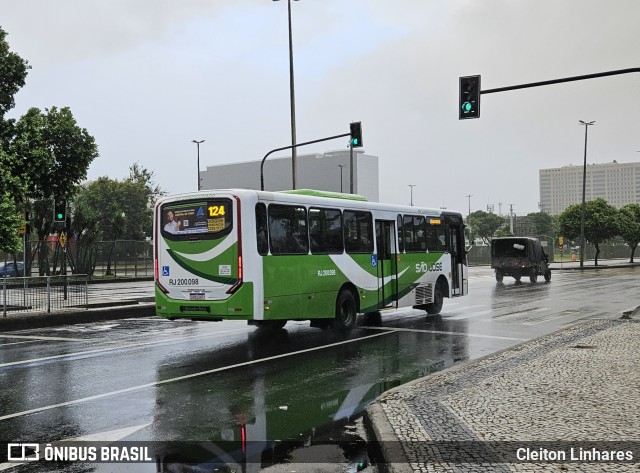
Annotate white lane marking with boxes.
[0,331,392,421]
[0,327,252,369]
[447,309,492,320]
[0,341,40,347]
[0,424,150,471]
[360,325,527,341]
[0,334,97,342]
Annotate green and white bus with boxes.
[154,189,468,330]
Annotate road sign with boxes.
[59,231,67,248]
[18,225,27,235]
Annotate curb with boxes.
[0,302,156,332]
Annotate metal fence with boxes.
[467,241,635,266]
[2,275,88,317]
[1,240,153,279]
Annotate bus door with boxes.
[445,215,468,296]
[375,220,398,308]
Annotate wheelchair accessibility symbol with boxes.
[371,255,377,267]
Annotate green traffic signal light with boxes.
[459,75,481,119]
[54,200,66,223]
[350,122,363,148]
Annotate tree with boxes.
[558,198,618,266]
[527,212,554,239]
[0,27,30,254]
[0,27,30,120]
[618,203,640,263]
[71,164,163,275]
[8,107,99,274]
[467,211,504,245]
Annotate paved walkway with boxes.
[365,318,640,472]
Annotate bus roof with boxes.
[279,189,368,201]
[156,188,463,219]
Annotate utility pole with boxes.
[579,120,595,269]
[509,204,515,234]
[408,185,416,206]
[465,194,473,218]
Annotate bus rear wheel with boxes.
[334,289,357,331]
[254,320,287,331]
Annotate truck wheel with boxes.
[544,270,552,282]
[334,289,357,331]
[514,275,521,282]
[495,270,504,282]
[529,270,538,283]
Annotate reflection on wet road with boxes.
[0,266,637,471]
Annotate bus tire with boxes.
[254,320,287,331]
[425,286,444,315]
[334,289,357,331]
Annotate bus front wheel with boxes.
[334,290,357,331]
[425,286,444,315]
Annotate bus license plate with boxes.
[189,293,205,300]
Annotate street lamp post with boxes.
[273,0,299,190]
[408,185,416,206]
[338,165,346,193]
[192,140,205,191]
[578,120,595,269]
[465,194,473,218]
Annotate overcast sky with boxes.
[2,0,639,215]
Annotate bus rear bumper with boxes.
[154,282,253,321]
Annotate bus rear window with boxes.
[161,199,232,239]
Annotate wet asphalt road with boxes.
[0,265,638,472]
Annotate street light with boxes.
[273,0,300,190]
[192,139,205,191]
[408,185,416,206]
[578,120,595,269]
[338,164,346,193]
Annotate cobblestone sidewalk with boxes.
[366,319,640,472]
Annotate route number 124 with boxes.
[208,205,226,217]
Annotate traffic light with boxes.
[54,200,66,222]
[350,122,363,148]
[459,75,481,119]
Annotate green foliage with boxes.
[495,226,513,238]
[0,27,30,119]
[467,210,504,244]
[527,212,554,239]
[558,198,619,265]
[72,163,164,241]
[618,203,640,263]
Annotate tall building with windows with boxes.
[200,149,379,202]
[539,161,640,215]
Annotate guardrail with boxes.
[2,275,88,317]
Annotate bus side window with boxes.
[403,215,426,252]
[344,210,373,254]
[397,214,404,253]
[268,204,309,255]
[309,207,343,254]
[255,203,268,255]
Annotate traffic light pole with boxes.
[260,132,350,191]
[480,68,639,95]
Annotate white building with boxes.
[200,149,380,202]
[539,160,640,215]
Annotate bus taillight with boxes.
[227,255,243,294]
